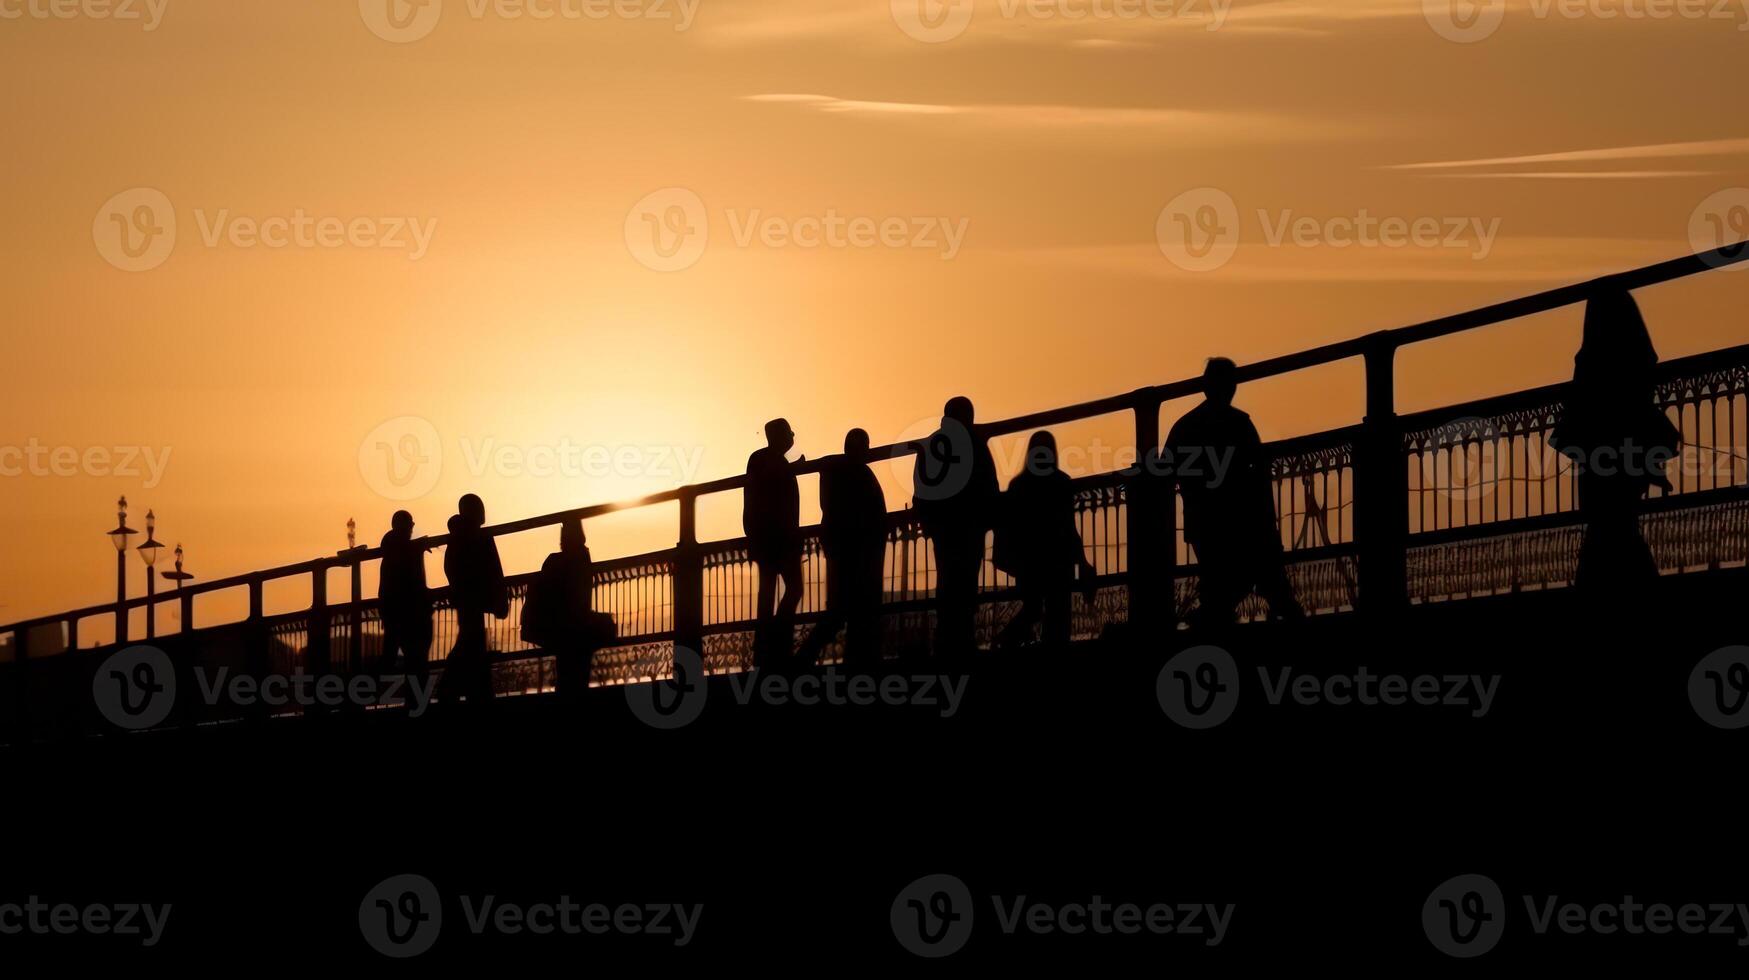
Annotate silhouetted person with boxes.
[796,429,888,668]
[994,431,1098,649]
[1550,289,1679,598]
[526,517,600,699]
[914,396,999,656]
[1165,358,1303,626]
[745,418,803,669]
[438,493,507,704]
[377,510,433,678]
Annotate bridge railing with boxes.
[3,245,1747,737]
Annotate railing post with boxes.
[672,492,704,661]
[1357,337,1408,610]
[247,576,265,658]
[309,565,331,676]
[246,577,269,721]
[1126,392,1174,638]
[348,556,363,674]
[9,628,27,745]
[116,549,128,645]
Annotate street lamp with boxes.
[161,543,193,587]
[137,509,165,638]
[162,543,195,633]
[341,518,365,672]
[107,496,136,643]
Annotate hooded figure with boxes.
[526,517,602,698]
[795,428,889,667]
[994,431,1097,648]
[1549,289,1679,594]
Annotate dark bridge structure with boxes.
[4,247,1746,742]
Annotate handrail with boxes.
[4,243,1745,638]
[1395,342,1749,435]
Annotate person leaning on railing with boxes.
[436,493,508,704]
[377,510,434,678]
[912,396,999,657]
[522,516,616,699]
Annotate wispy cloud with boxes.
[1015,235,1690,284]
[1383,137,1749,179]
[704,0,1419,46]
[742,93,1358,140]
[1420,170,1723,180]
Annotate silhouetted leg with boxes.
[753,560,780,670]
[1191,549,1245,628]
[774,552,805,668]
[998,579,1043,650]
[406,613,431,680]
[933,531,982,657]
[844,549,884,669]
[381,618,404,674]
[438,610,491,704]
[555,638,585,702]
[1042,573,1073,647]
[1256,553,1304,619]
[797,557,847,667]
[1575,472,1657,600]
[436,612,473,703]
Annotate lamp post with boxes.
[137,509,164,639]
[162,543,194,632]
[107,496,137,643]
[340,518,365,673]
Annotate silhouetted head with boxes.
[458,493,485,528]
[1203,357,1238,408]
[1025,430,1060,476]
[764,418,795,453]
[447,515,463,535]
[1580,289,1657,372]
[559,516,586,555]
[943,396,975,426]
[843,428,871,464]
[391,510,414,533]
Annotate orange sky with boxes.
[2,0,1746,636]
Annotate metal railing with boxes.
[3,245,1746,735]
